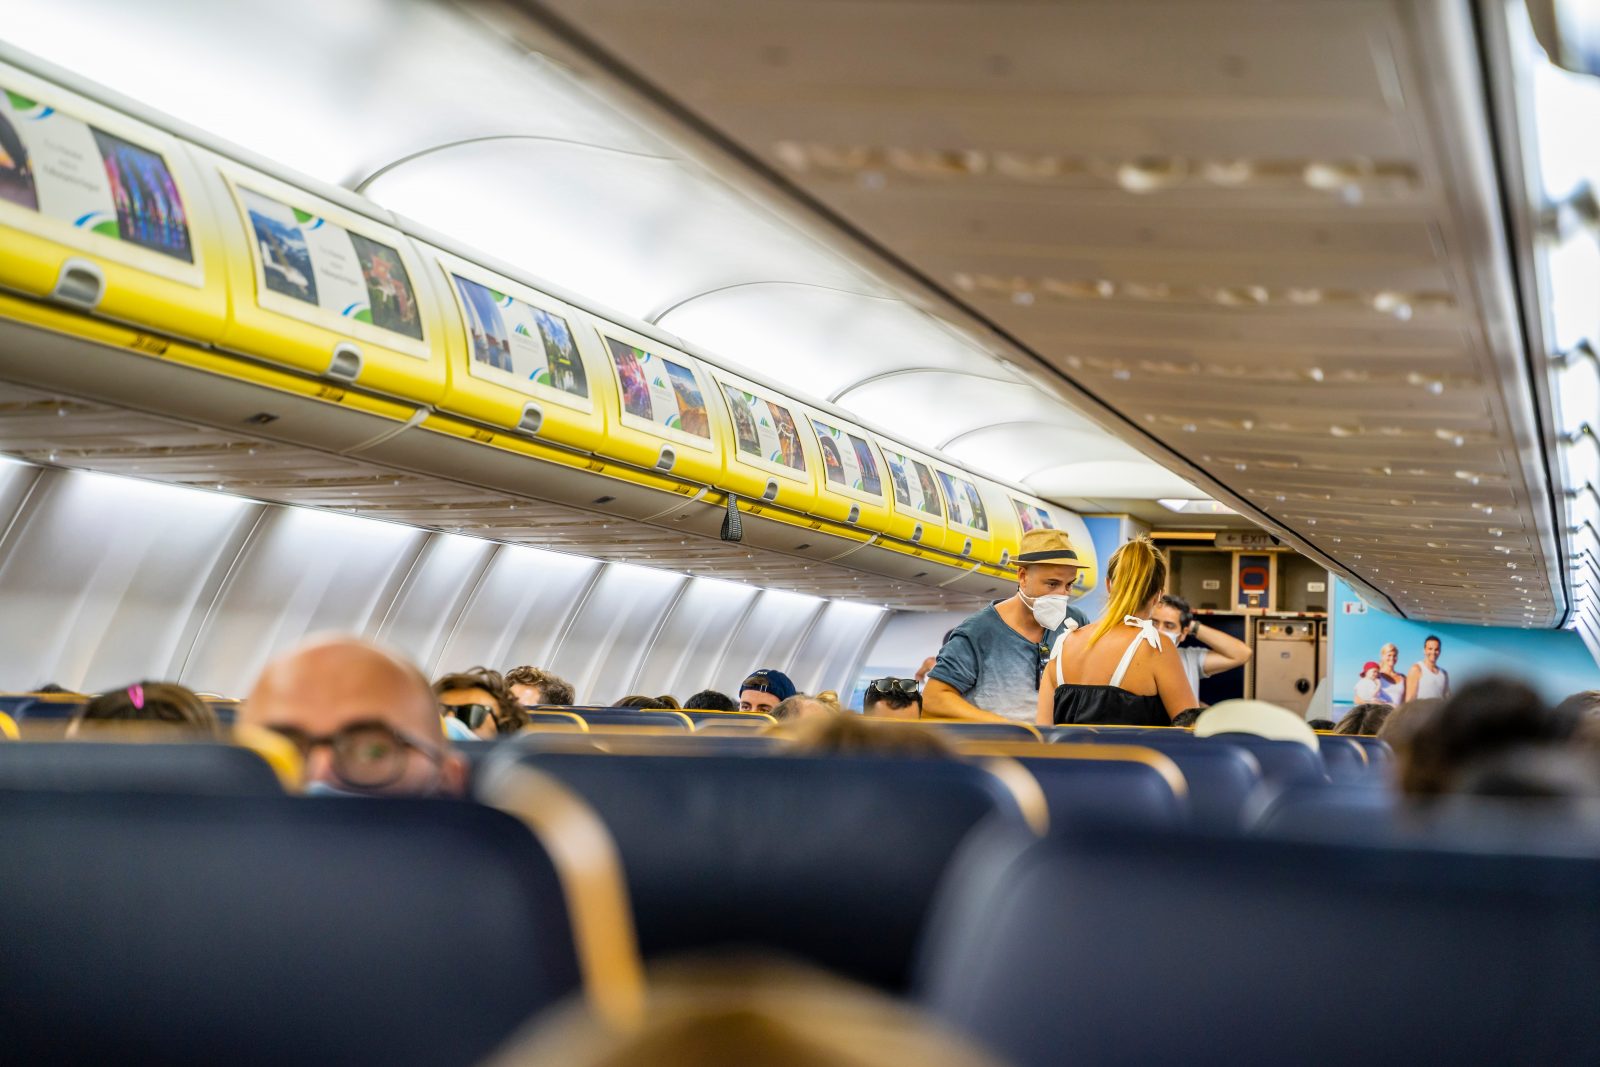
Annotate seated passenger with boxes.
[242,636,465,797]
[436,667,526,740]
[770,695,834,722]
[1037,537,1195,727]
[656,695,682,710]
[1307,718,1337,732]
[615,695,672,710]
[684,689,737,712]
[1169,707,1204,729]
[1335,702,1393,736]
[68,681,220,738]
[498,956,1002,1067]
[781,711,956,758]
[862,678,922,720]
[1392,677,1582,796]
[738,669,797,714]
[815,690,845,714]
[504,665,576,708]
[1452,744,1600,800]
[1192,699,1319,751]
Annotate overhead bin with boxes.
[423,243,608,453]
[708,369,816,508]
[591,320,723,488]
[936,465,1008,567]
[876,439,952,552]
[803,407,894,533]
[0,60,225,341]
[198,152,448,402]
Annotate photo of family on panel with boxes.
[1353,636,1450,705]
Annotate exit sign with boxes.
[1217,531,1278,549]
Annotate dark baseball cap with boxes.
[739,669,797,702]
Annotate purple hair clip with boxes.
[128,684,145,710]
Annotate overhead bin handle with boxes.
[847,505,861,524]
[51,258,105,311]
[962,538,974,557]
[912,524,925,543]
[517,403,544,436]
[326,343,363,383]
[999,550,1011,566]
[763,479,780,503]
[656,446,677,472]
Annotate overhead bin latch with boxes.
[847,504,861,524]
[721,494,744,542]
[326,343,363,383]
[912,524,925,543]
[962,538,974,557]
[763,479,780,503]
[517,403,544,436]
[51,258,105,311]
[999,550,1011,567]
[656,446,677,472]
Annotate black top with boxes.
[1052,684,1171,727]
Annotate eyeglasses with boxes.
[443,702,500,732]
[268,720,440,789]
[868,678,920,697]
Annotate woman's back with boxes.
[1038,616,1195,726]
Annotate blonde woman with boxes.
[1037,537,1196,726]
[1375,642,1406,705]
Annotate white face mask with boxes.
[1019,590,1072,630]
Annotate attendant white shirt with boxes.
[1411,663,1449,699]
[1179,646,1207,700]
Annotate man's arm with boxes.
[922,678,1013,723]
[1195,621,1252,677]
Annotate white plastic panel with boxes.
[630,576,760,700]
[714,587,827,694]
[2,0,667,187]
[789,600,886,695]
[180,505,424,694]
[367,143,875,322]
[836,371,1097,453]
[0,467,253,692]
[436,543,601,681]
[372,532,495,674]
[860,610,969,677]
[545,561,688,704]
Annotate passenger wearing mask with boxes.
[1150,593,1252,701]
[739,669,797,714]
[1037,537,1195,726]
[241,635,465,797]
[436,667,526,740]
[1404,635,1450,703]
[924,529,1090,723]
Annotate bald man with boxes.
[242,635,466,796]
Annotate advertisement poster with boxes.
[882,448,943,518]
[607,337,710,438]
[721,384,805,471]
[239,187,423,341]
[452,275,588,398]
[811,419,882,496]
[0,86,192,263]
[938,470,990,532]
[1013,499,1054,533]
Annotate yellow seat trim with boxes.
[956,740,1191,800]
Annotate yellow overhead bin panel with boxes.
[202,155,447,403]
[592,321,722,487]
[424,244,609,454]
[707,369,817,510]
[933,466,1009,566]
[0,61,225,341]
[875,439,952,553]
[802,407,894,535]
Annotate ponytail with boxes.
[1090,537,1169,645]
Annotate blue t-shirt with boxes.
[928,603,1088,721]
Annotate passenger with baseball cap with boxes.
[739,668,797,714]
[923,529,1090,723]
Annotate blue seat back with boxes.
[1251,782,1399,839]
[0,791,583,1067]
[1050,733,1262,830]
[921,721,1040,741]
[1315,735,1376,783]
[918,824,1600,1066]
[12,699,84,721]
[1200,733,1327,786]
[1012,754,1185,829]
[572,709,693,731]
[494,750,1025,991]
[1342,734,1395,767]
[0,742,282,796]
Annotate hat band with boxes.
[1016,549,1078,563]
